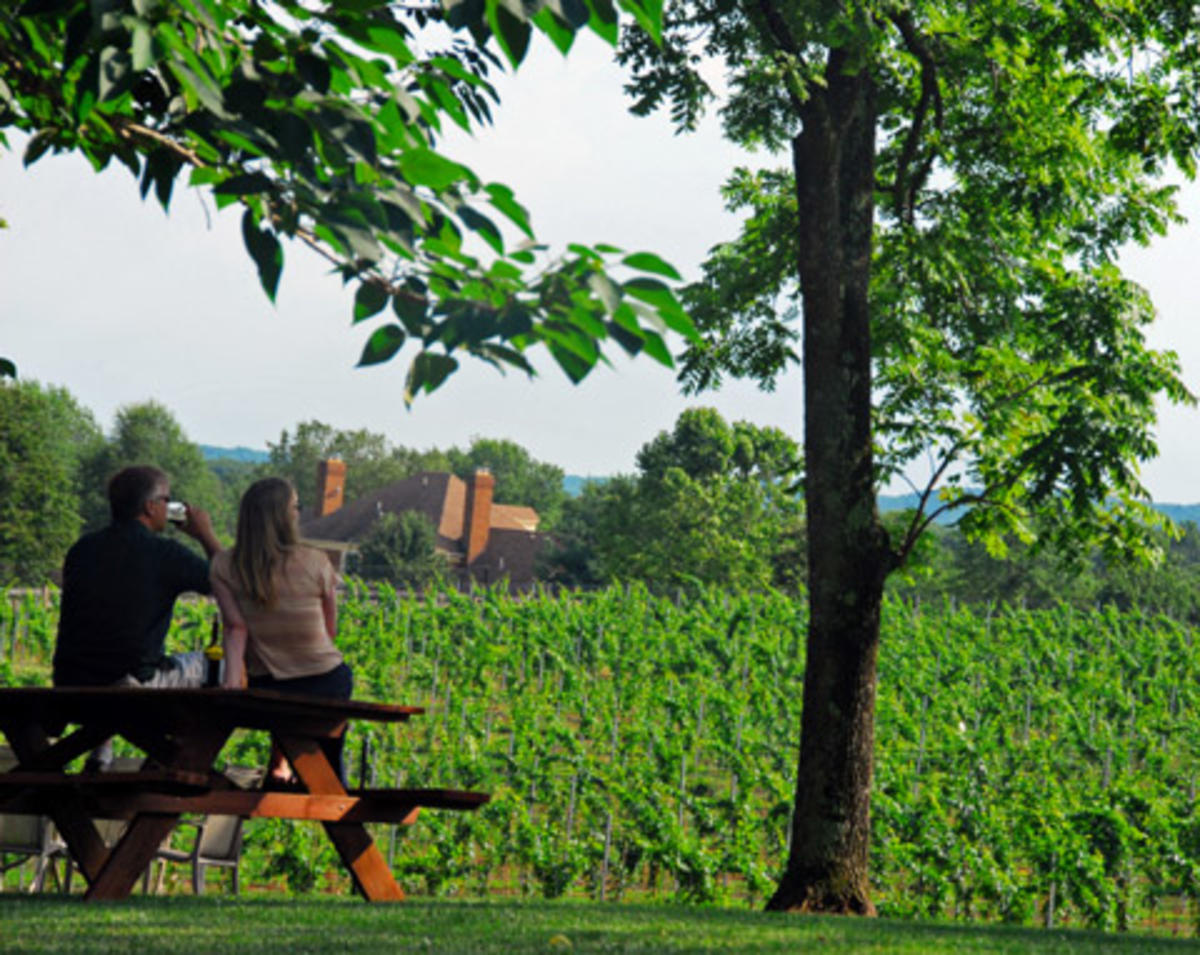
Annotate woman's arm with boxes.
[322,582,338,642]
[212,577,249,688]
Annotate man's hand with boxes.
[180,505,222,559]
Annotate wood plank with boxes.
[72,788,487,822]
[347,788,491,811]
[274,733,404,902]
[275,734,344,795]
[84,813,180,901]
[0,769,211,793]
[0,688,423,734]
[44,791,111,884]
[324,821,405,901]
[7,724,112,770]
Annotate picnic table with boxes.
[0,686,489,901]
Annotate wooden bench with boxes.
[0,687,490,901]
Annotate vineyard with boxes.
[3,583,1200,935]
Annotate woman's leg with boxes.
[250,664,354,784]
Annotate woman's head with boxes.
[232,477,299,605]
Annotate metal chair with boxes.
[148,765,259,895]
[0,745,70,892]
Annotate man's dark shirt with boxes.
[53,521,212,686]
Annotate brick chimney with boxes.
[463,468,494,564]
[315,458,347,517]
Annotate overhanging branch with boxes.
[887,10,943,225]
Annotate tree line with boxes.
[5,377,1200,623]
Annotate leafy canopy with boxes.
[620,0,1198,563]
[0,0,696,395]
[542,408,801,590]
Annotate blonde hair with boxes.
[231,477,299,607]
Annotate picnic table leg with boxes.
[45,793,111,884]
[3,720,111,884]
[275,734,404,902]
[83,813,180,901]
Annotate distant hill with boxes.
[563,475,607,497]
[200,444,269,463]
[1149,503,1200,526]
[878,492,1200,526]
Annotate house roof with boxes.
[299,471,540,556]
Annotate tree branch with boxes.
[890,364,1088,564]
[750,0,807,115]
[110,117,209,168]
[887,10,943,225]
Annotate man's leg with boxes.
[83,737,113,773]
[83,673,141,771]
[139,652,205,688]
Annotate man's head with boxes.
[108,466,170,530]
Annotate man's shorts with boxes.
[116,651,206,688]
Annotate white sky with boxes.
[2,35,1198,501]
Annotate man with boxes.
[53,465,222,695]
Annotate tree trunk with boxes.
[766,56,889,915]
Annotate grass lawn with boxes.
[0,896,1196,953]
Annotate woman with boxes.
[210,477,352,785]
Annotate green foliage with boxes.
[267,421,427,514]
[620,0,1196,565]
[266,423,562,525]
[543,408,801,590]
[620,0,1200,903]
[0,0,695,394]
[0,380,101,584]
[79,400,225,533]
[354,511,448,590]
[888,518,1200,626]
[15,582,1200,931]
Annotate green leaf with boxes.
[476,342,534,375]
[639,328,673,366]
[97,45,132,102]
[130,22,154,72]
[607,318,644,356]
[23,132,54,167]
[618,0,663,44]
[404,351,460,403]
[214,172,275,196]
[443,0,486,31]
[485,183,533,238]
[585,0,618,44]
[487,0,532,67]
[588,272,622,313]
[167,60,227,116]
[458,206,504,254]
[624,276,687,316]
[393,290,429,333]
[623,251,682,280]
[357,325,407,367]
[354,282,390,323]
[548,342,595,383]
[547,0,591,29]
[0,358,16,379]
[531,8,576,55]
[364,24,415,65]
[398,148,471,190]
[498,304,533,338]
[241,211,283,303]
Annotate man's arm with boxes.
[180,505,221,559]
